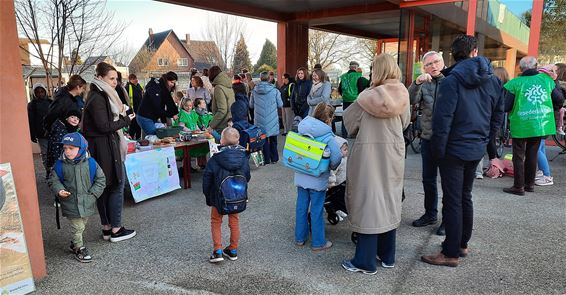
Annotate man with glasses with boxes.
[408,51,446,236]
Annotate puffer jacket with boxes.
[291,79,312,117]
[210,72,235,132]
[407,74,444,140]
[250,81,283,136]
[293,116,342,191]
[48,154,106,219]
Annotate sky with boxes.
[105,0,534,66]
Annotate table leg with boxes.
[183,146,190,189]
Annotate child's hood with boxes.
[297,116,333,139]
[216,145,247,171]
[334,136,347,148]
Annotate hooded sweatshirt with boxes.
[431,56,504,161]
[27,83,51,140]
[294,116,342,191]
[202,145,251,211]
[251,81,283,136]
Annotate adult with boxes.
[27,83,52,173]
[279,73,295,135]
[188,68,198,89]
[339,61,368,137]
[502,57,564,195]
[82,62,137,242]
[201,68,214,96]
[290,67,312,118]
[268,71,276,85]
[422,35,504,267]
[115,72,130,108]
[232,75,247,97]
[136,72,179,135]
[341,53,410,274]
[408,51,446,236]
[188,75,211,105]
[125,74,144,139]
[207,66,235,135]
[307,69,331,116]
[44,74,87,132]
[250,71,283,164]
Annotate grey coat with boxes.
[407,74,444,140]
[307,81,332,116]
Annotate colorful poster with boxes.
[125,146,181,203]
[0,163,35,295]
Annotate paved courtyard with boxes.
[32,138,565,294]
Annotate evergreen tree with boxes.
[254,39,277,73]
[232,34,253,73]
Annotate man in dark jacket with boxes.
[421,35,504,267]
[125,74,144,139]
[27,83,52,172]
[136,72,179,135]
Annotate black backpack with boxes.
[217,171,248,215]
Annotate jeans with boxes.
[136,114,156,136]
[97,165,125,228]
[68,217,89,248]
[341,101,352,137]
[262,136,279,164]
[210,207,239,250]
[295,187,327,247]
[512,137,542,189]
[351,230,396,272]
[537,139,551,177]
[38,138,49,171]
[420,139,439,218]
[439,155,480,258]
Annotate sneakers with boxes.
[209,249,224,263]
[475,173,483,179]
[312,241,333,252]
[535,176,554,186]
[341,260,377,274]
[376,256,395,268]
[222,247,238,261]
[557,128,565,136]
[110,227,136,242]
[535,170,544,180]
[73,246,92,263]
[412,215,437,227]
[102,229,112,241]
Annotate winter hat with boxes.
[65,109,82,120]
[349,61,360,67]
[60,132,89,162]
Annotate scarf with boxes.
[92,77,128,161]
[310,81,324,97]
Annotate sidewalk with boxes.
[32,140,566,294]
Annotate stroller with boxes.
[324,182,347,225]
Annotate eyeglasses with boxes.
[424,59,442,68]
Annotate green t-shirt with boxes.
[175,109,199,131]
[504,73,556,138]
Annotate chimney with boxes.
[185,34,190,46]
[148,28,154,46]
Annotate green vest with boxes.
[340,71,362,102]
[504,73,556,138]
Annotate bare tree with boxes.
[201,14,248,71]
[16,0,126,93]
[358,38,378,66]
[308,29,361,70]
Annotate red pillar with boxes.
[467,0,478,35]
[405,11,416,85]
[528,0,544,56]
[0,0,47,279]
[277,21,309,86]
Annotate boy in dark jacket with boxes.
[48,132,106,263]
[203,127,251,263]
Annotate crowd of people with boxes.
[27,34,564,271]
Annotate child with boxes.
[175,98,199,131]
[203,127,251,263]
[47,132,106,263]
[194,98,213,130]
[294,103,342,251]
[326,136,348,221]
[46,109,82,175]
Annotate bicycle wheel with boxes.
[553,134,566,149]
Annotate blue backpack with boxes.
[232,121,267,152]
[218,171,248,215]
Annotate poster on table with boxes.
[125,146,181,203]
[0,163,35,295]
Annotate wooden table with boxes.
[173,139,210,189]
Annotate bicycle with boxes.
[495,113,511,158]
[550,111,566,161]
[404,104,422,155]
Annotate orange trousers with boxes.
[210,207,240,250]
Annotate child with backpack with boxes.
[293,103,342,251]
[203,127,251,263]
[47,132,106,263]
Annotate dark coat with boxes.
[232,82,248,97]
[46,119,79,169]
[280,79,295,108]
[82,84,131,186]
[137,78,179,122]
[291,79,312,117]
[27,97,51,140]
[44,87,81,131]
[431,56,504,161]
[231,92,249,122]
[203,145,251,211]
[124,82,143,112]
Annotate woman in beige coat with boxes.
[341,53,411,274]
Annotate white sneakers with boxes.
[557,127,565,136]
[535,175,554,186]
